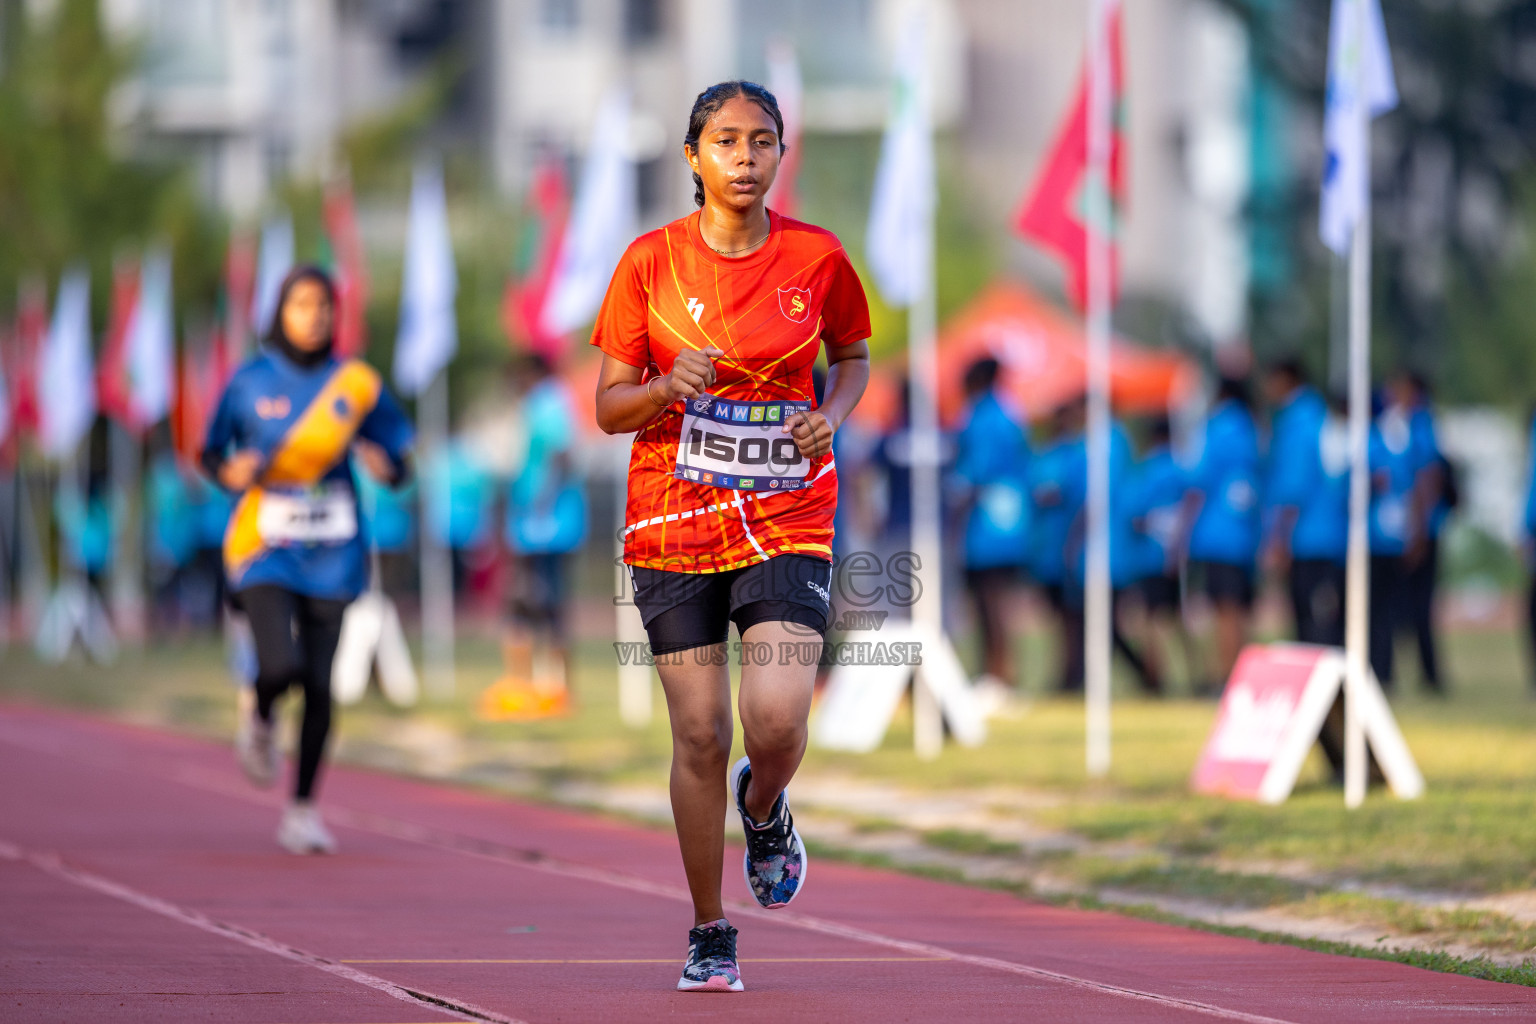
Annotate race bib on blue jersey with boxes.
[675,394,814,492]
[256,483,358,546]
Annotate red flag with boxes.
[323,177,369,359]
[10,277,46,441]
[501,158,569,363]
[97,258,141,429]
[1014,5,1125,312]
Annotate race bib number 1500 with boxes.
[675,394,813,492]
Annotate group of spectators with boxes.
[868,357,1454,699]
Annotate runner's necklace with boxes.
[705,223,770,255]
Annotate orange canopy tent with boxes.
[854,282,1196,431]
[935,283,1195,423]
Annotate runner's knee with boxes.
[672,710,732,767]
[741,706,806,760]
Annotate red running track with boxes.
[1,703,1532,1023]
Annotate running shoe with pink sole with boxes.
[729,755,807,908]
[676,919,742,992]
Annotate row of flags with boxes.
[0,2,1396,464]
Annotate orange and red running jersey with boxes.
[591,210,871,574]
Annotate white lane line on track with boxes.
[0,837,525,1024]
[0,717,1294,1024]
[317,806,1297,1024]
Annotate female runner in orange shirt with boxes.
[592,81,871,992]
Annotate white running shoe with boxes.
[277,803,338,855]
[235,707,277,788]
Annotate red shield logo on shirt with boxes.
[778,287,811,323]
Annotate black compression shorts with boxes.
[629,554,833,656]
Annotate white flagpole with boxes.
[906,19,943,763]
[615,466,651,727]
[1343,0,1373,810]
[108,421,145,644]
[1084,0,1114,778]
[419,370,456,698]
[909,195,942,760]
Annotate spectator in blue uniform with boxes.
[202,266,414,855]
[1523,407,1536,693]
[355,460,417,601]
[503,355,588,696]
[145,444,200,633]
[1262,360,1347,646]
[1184,377,1262,693]
[953,358,1031,693]
[1029,402,1080,692]
[1049,396,1155,694]
[1367,388,1420,691]
[422,435,496,598]
[1394,371,1449,693]
[1121,418,1195,693]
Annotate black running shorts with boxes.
[629,554,833,656]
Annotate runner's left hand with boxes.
[353,439,397,483]
[784,410,834,459]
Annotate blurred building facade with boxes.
[95,0,1276,345]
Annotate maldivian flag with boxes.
[98,257,140,428]
[540,88,637,339]
[501,157,569,362]
[323,175,370,358]
[172,326,211,467]
[1320,0,1397,254]
[766,36,804,218]
[394,159,458,396]
[865,8,934,308]
[1015,2,1125,313]
[38,267,96,460]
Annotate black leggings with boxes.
[240,586,349,801]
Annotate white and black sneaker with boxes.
[276,802,338,855]
[676,918,742,992]
[729,755,807,909]
[235,705,277,788]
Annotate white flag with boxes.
[1320,0,1397,255]
[251,214,294,338]
[39,267,96,459]
[394,159,458,396]
[126,246,174,426]
[539,88,638,338]
[866,9,934,308]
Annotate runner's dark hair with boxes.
[683,81,786,208]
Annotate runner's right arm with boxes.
[199,375,262,492]
[595,346,723,435]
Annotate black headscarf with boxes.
[266,265,338,368]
